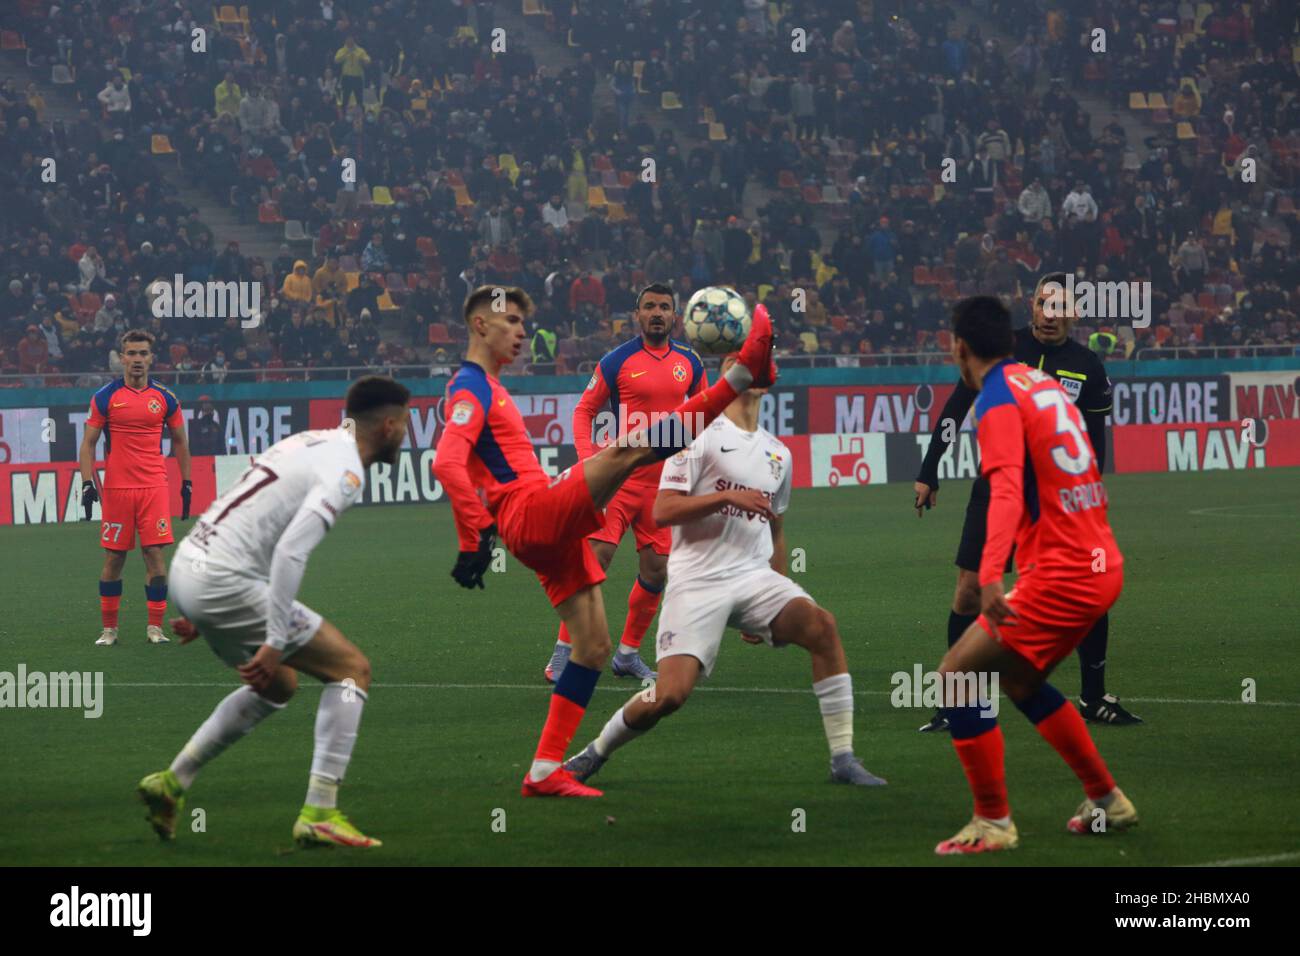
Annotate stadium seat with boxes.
[801,185,822,204]
[821,184,843,204]
[371,186,395,206]
[1129,92,1148,109]
[708,122,726,141]
[1147,92,1169,109]
[1,31,25,50]
[376,291,400,311]
[661,91,683,110]
[1197,292,1216,310]
[1177,122,1196,140]
[454,185,472,206]
[416,236,437,258]
[409,97,428,113]
[428,322,452,345]
[498,153,519,183]
[592,154,613,173]
[606,202,627,221]
[522,0,545,15]
[778,170,798,190]
[258,201,284,223]
[830,315,848,332]
[51,64,74,84]
[77,292,101,321]
[587,186,607,207]
[799,332,819,354]
[344,272,360,291]
[913,265,932,285]
[284,220,307,241]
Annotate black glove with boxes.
[81,480,99,521]
[451,524,497,590]
[180,479,193,519]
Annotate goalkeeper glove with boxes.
[81,480,99,521]
[180,479,193,519]
[451,524,497,590]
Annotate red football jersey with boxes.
[975,360,1123,586]
[434,360,549,550]
[574,336,706,485]
[86,378,183,489]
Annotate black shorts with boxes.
[954,476,990,572]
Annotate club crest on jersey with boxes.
[765,450,784,480]
[156,518,168,534]
[148,399,162,415]
[340,470,362,497]
[450,400,474,425]
[672,363,687,383]
[1058,377,1083,402]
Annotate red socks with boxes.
[147,601,166,628]
[619,576,661,650]
[100,595,121,629]
[951,726,1010,820]
[556,622,571,646]
[1034,701,1116,800]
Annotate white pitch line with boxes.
[104,682,1300,707]
[1188,851,1300,868]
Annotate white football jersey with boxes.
[178,428,365,578]
[658,415,792,582]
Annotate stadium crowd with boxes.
[0,0,1297,385]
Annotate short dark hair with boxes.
[119,328,155,352]
[345,375,411,422]
[635,282,676,310]
[951,296,1013,360]
[1035,272,1069,297]
[463,285,533,323]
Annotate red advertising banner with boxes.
[1112,419,1300,474]
[807,384,957,434]
[0,457,217,526]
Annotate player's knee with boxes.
[814,608,839,648]
[344,651,372,691]
[652,685,690,715]
[953,580,981,616]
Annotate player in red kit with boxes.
[543,283,706,684]
[932,297,1136,854]
[79,329,192,647]
[434,286,775,797]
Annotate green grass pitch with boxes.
[1,468,1296,866]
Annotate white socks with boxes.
[594,706,644,758]
[723,361,754,393]
[171,686,284,788]
[528,759,560,781]
[306,774,339,809]
[308,682,368,797]
[813,673,854,757]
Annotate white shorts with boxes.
[169,551,322,668]
[654,567,815,677]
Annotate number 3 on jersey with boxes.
[1033,389,1092,475]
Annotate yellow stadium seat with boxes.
[522,0,545,15]
[371,186,394,206]
[708,122,726,141]
[661,91,682,110]
[454,185,472,206]
[606,202,626,221]
[410,97,427,112]
[151,134,174,154]
[1129,92,1148,109]
[587,186,607,207]
[1147,92,1168,109]
[377,291,399,311]
[1176,121,1196,140]
[344,272,360,291]
[799,331,819,354]
[456,25,477,41]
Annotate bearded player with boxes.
[933,296,1135,854]
[79,328,191,647]
[434,286,776,797]
[543,283,707,685]
[563,355,886,788]
[913,273,1140,729]
[137,375,410,849]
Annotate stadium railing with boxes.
[1134,345,1300,360]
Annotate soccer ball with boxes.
[682,286,751,355]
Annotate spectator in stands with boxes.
[17,324,49,377]
[335,37,371,111]
[214,72,242,119]
[281,260,313,304]
[96,75,131,125]
[189,397,223,455]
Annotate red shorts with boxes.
[100,486,174,551]
[588,479,671,555]
[977,567,1124,672]
[497,461,607,607]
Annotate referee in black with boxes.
[913,273,1142,731]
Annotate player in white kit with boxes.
[135,376,411,849]
[564,355,886,787]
